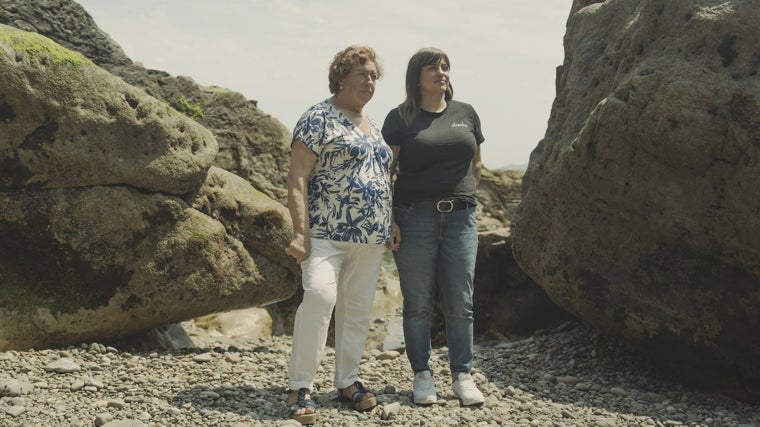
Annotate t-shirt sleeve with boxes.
[381,108,403,147]
[292,107,327,155]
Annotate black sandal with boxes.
[288,388,317,425]
[338,380,377,412]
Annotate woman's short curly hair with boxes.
[328,45,383,94]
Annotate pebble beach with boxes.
[0,321,758,427]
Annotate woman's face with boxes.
[338,61,379,105]
[418,59,450,95]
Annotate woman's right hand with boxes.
[386,221,401,251]
[286,234,311,263]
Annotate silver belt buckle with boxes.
[436,200,454,213]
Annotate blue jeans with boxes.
[392,205,478,377]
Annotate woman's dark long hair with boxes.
[398,47,453,126]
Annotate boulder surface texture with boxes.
[513,0,760,395]
[0,24,297,351]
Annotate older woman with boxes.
[285,45,392,425]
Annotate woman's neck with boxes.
[420,93,447,113]
[331,94,362,115]
[330,94,368,132]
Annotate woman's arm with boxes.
[286,140,317,263]
[389,145,400,181]
[386,145,401,251]
[472,144,482,187]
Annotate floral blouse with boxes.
[292,100,392,244]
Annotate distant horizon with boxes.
[77,0,569,169]
[492,162,528,172]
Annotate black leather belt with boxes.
[400,199,474,213]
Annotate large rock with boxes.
[0,24,217,194]
[193,308,274,343]
[471,170,573,339]
[108,70,292,203]
[0,0,292,204]
[0,0,131,67]
[513,0,760,395]
[0,26,297,350]
[0,186,293,350]
[475,168,523,231]
[191,166,298,275]
[474,229,574,339]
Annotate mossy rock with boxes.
[0,24,92,65]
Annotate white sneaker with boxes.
[452,372,484,406]
[413,370,437,404]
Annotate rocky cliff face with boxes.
[513,0,760,395]
[0,0,130,67]
[1,0,291,203]
[0,21,298,350]
[107,68,291,203]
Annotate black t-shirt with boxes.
[381,100,484,205]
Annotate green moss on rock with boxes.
[0,25,92,65]
[172,95,205,120]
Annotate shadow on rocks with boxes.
[170,383,286,424]
[474,322,758,426]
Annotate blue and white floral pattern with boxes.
[293,100,392,244]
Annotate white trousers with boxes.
[288,238,385,390]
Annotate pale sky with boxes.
[76,0,570,169]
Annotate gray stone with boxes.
[4,405,25,417]
[380,401,401,420]
[192,353,214,363]
[95,413,114,426]
[101,421,147,427]
[513,0,760,394]
[0,379,22,396]
[44,358,81,373]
